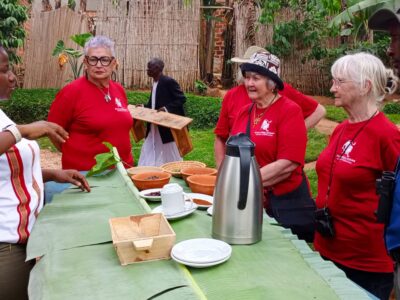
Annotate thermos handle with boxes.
[238,145,250,210]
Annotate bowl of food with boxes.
[186,175,217,196]
[161,161,206,178]
[127,166,163,176]
[131,171,171,191]
[181,167,218,184]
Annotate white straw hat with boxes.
[231,46,268,63]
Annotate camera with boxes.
[376,171,395,225]
[315,207,335,238]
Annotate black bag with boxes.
[268,175,316,243]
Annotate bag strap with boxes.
[395,156,400,177]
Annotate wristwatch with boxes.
[2,124,22,143]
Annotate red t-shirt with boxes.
[48,77,134,171]
[314,112,400,273]
[231,96,307,195]
[214,83,318,139]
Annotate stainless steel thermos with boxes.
[212,133,263,244]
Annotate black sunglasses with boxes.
[85,56,115,66]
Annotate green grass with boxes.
[325,105,347,122]
[37,137,57,152]
[305,168,318,197]
[386,114,400,124]
[130,128,216,167]
[306,129,327,163]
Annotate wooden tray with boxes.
[129,106,193,156]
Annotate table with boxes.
[27,163,373,300]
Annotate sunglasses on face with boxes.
[85,56,115,66]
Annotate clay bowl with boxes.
[181,167,218,184]
[127,166,163,176]
[131,171,171,191]
[186,175,217,196]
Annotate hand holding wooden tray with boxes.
[129,105,193,156]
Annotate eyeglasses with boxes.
[331,78,354,88]
[85,56,114,66]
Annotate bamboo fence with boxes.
[96,0,201,91]
[23,7,88,88]
[234,2,340,95]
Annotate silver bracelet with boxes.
[3,124,22,143]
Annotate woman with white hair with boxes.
[314,52,400,299]
[48,35,133,171]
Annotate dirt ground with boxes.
[38,95,340,170]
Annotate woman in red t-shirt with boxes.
[314,52,400,299]
[48,36,134,171]
[231,52,315,242]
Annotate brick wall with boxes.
[213,7,227,74]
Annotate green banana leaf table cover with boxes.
[27,163,373,300]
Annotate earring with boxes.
[111,71,117,81]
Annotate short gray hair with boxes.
[84,35,115,56]
[331,52,398,103]
[148,58,165,71]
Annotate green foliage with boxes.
[2,89,58,123]
[259,0,391,72]
[52,33,92,80]
[86,142,120,177]
[3,89,222,129]
[194,80,208,95]
[260,0,339,60]
[383,102,400,114]
[325,105,348,122]
[0,0,28,64]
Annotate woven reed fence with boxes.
[96,0,200,91]
[23,7,88,88]
[234,2,339,95]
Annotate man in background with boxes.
[369,5,400,298]
[138,58,186,166]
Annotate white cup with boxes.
[161,183,189,215]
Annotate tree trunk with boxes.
[204,18,215,83]
[221,5,234,88]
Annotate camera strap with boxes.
[325,110,378,207]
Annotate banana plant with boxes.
[52,33,92,80]
[328,0,395,41]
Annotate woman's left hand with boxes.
[43,169,91,192]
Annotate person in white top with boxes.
[0,45,90,300]
[138,58,186,166]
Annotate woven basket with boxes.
[161,161,206,178]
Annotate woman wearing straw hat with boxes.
[214,46,325,168]
[230,51,315,242]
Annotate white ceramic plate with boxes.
[171,238,232,264]
[139,188,162,201]
[171,252,231,268]
[186,193,213,209]
[207,206,213,216]
[152,201,198,220]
